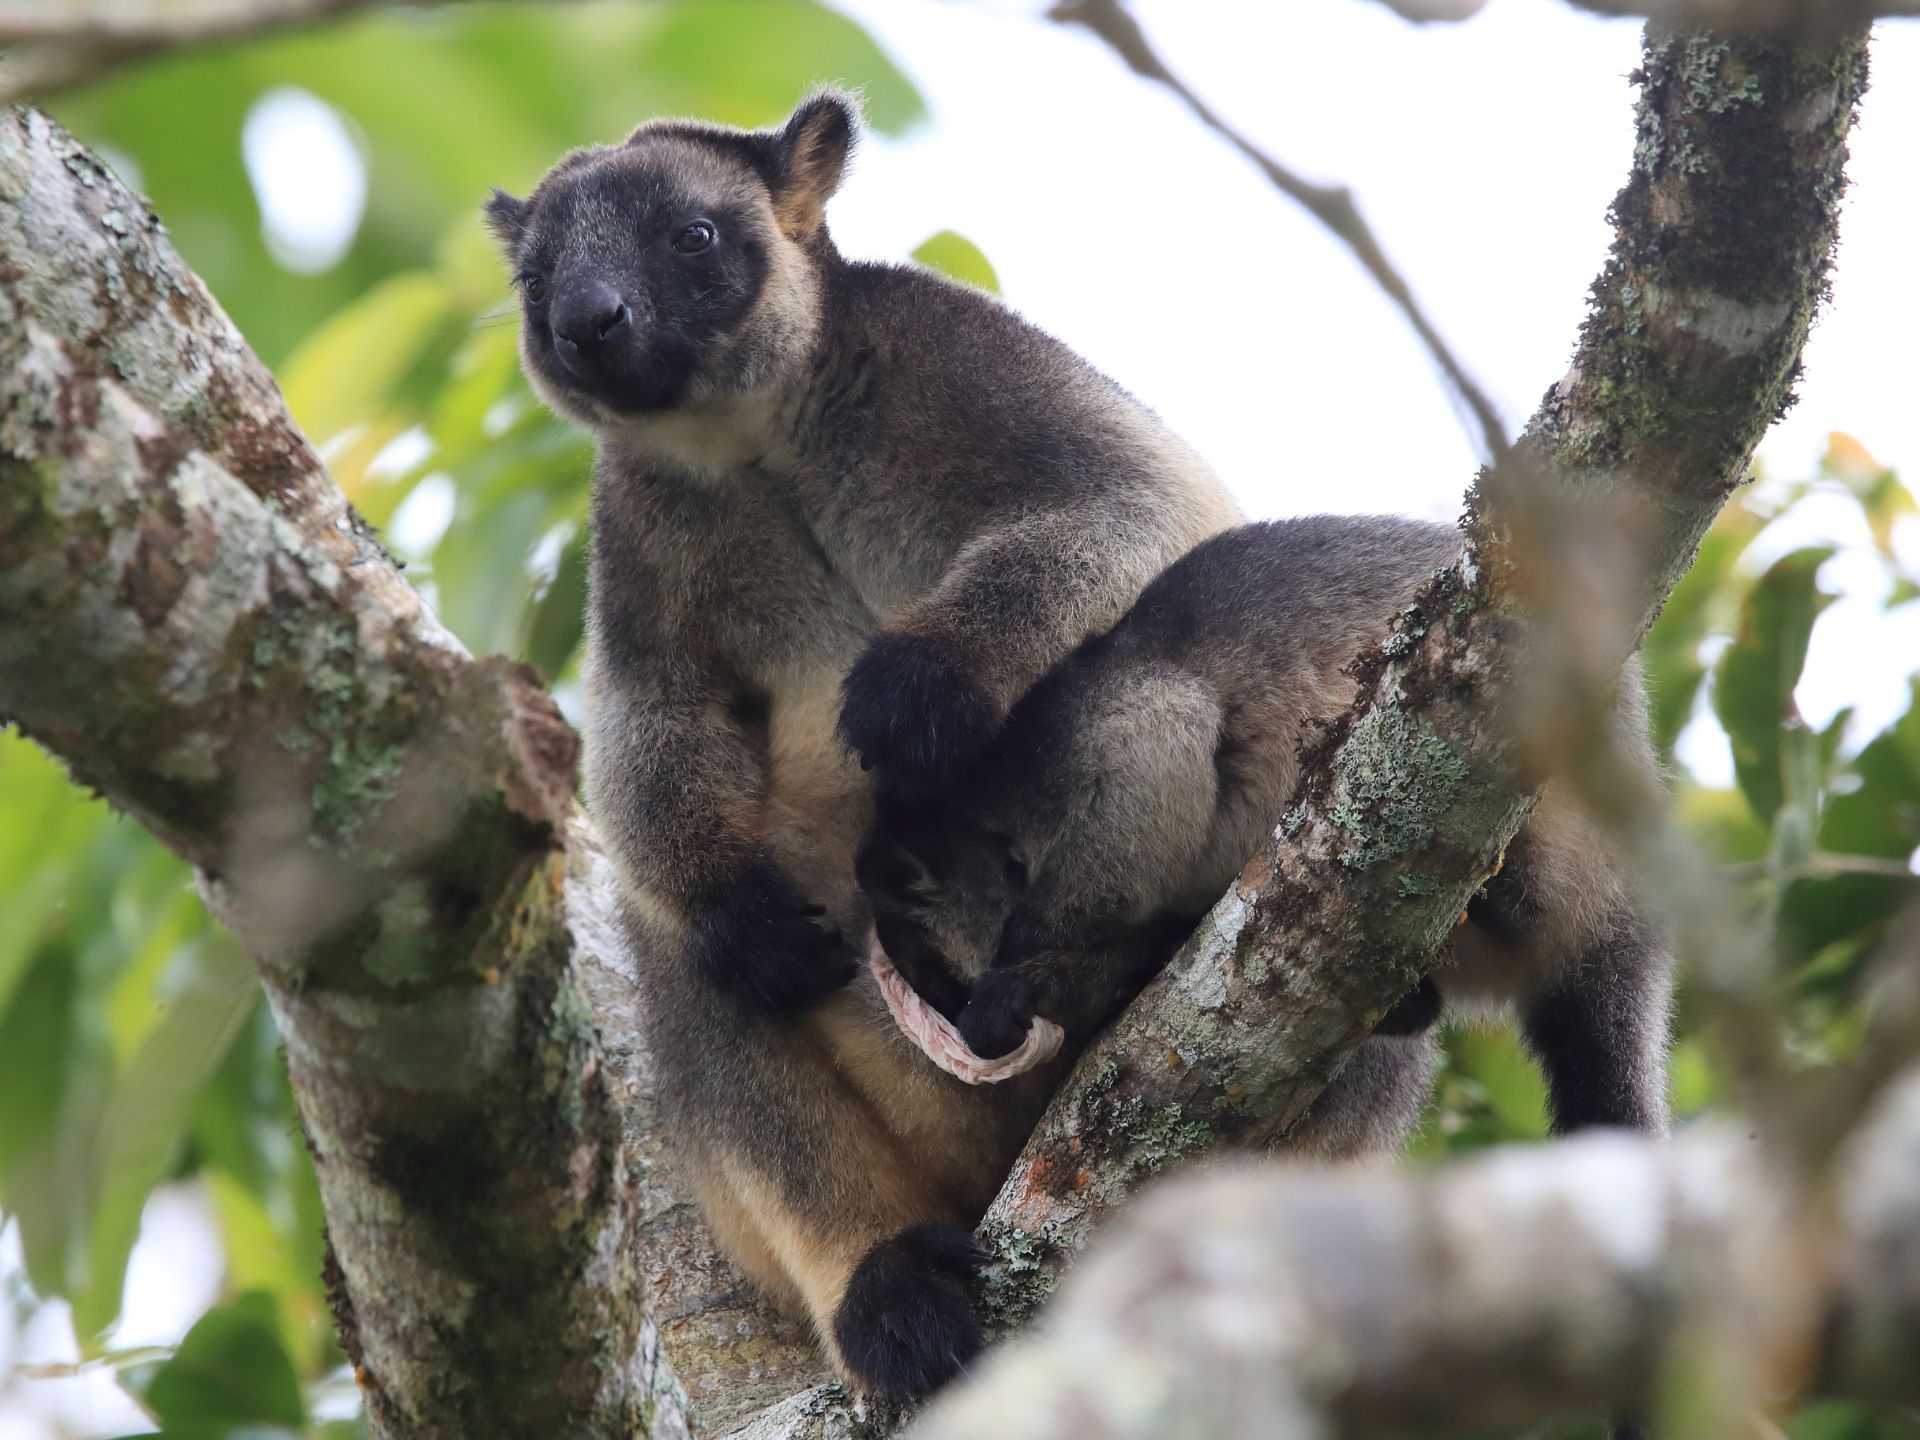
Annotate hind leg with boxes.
[1276,1030,1440,1162]
[833,1221,987,1403]
[1521,908,1672,1136]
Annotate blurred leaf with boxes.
[189,1005,335,1371]
[0,943,85,1190]
[1822,433,1915,564]
[1642,498,1765,759]
[1822,681,1920,860]
[75,939,259,1337]
[1777,874,1905,971]
[1668,1037,1719,1118]
[1790,1400,1920,1440]
[1449,1026,1549,1140]
[624,0,925,133]
[910,230,1001,294]
[523,528,591,682]
[129,1290,306,1434]
[1714,547,1836,823]
[280,272,452,455]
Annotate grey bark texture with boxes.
[0,106,664,1440]
[0,14,1887,1440]
[914,1069,1920,1439]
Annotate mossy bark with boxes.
[0,106,660,1440]
[913,1073,1920,1440]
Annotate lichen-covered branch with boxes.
[969,26,1870,1329]
[910,1068,1920,1440]
[0,105,665,1439]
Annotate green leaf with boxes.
[1821,679,1920,860]
[1450,1027,1550,1141]
[522,526,591,682]
[129,1291,305,1434]
[910,230,1001,294]
[1642,499,1764,758]
[74,939,259,1337]
[1713,546,1835,823]
[1821,432,1916,562]
[278,271,452,452]
[0,943,84,1190]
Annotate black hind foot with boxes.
[832,1221,986,1403]
[1373,974,1443,1036]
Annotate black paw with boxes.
[688,855,856,1015]
[955,969,1038,1059]
[833,1221,986,1404]
[1373,975,1443,1037]
[838,633,1002,795]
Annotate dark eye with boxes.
[520,273,546,303]
[672,220,716,254]
[1004,854,1029,890]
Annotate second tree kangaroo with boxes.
[860,516,1672,1156]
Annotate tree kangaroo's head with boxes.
[856,798,1031,1023]
[485,91,856,429]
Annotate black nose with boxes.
[551,282,631,358]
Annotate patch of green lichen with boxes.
[239,605,426,846]
[301,790,551,996]
[1086,1084,1210,1179]
[354,871,630,1436]
[1326,703,1468,871]
[360,880,434,986]
[976,1217,1068,1336]
[311,733,407,839]
[1396,872,1441,900]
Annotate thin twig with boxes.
[1722,851,1920,883]
[0,0,464,105]
[1050,0,1512,465]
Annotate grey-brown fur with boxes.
[860,516,1673,1155]
[489,93,1238,1400]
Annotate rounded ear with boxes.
[484,187,530,255]
[768,89,859,238]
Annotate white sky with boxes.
[830,0,1920,515]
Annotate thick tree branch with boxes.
[0,106,679,1440]
[970,26,1870,1331]
[1051,0,1512,465]
[911,1069,1920,1439]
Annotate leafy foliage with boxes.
[1412,440,1920,1161]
